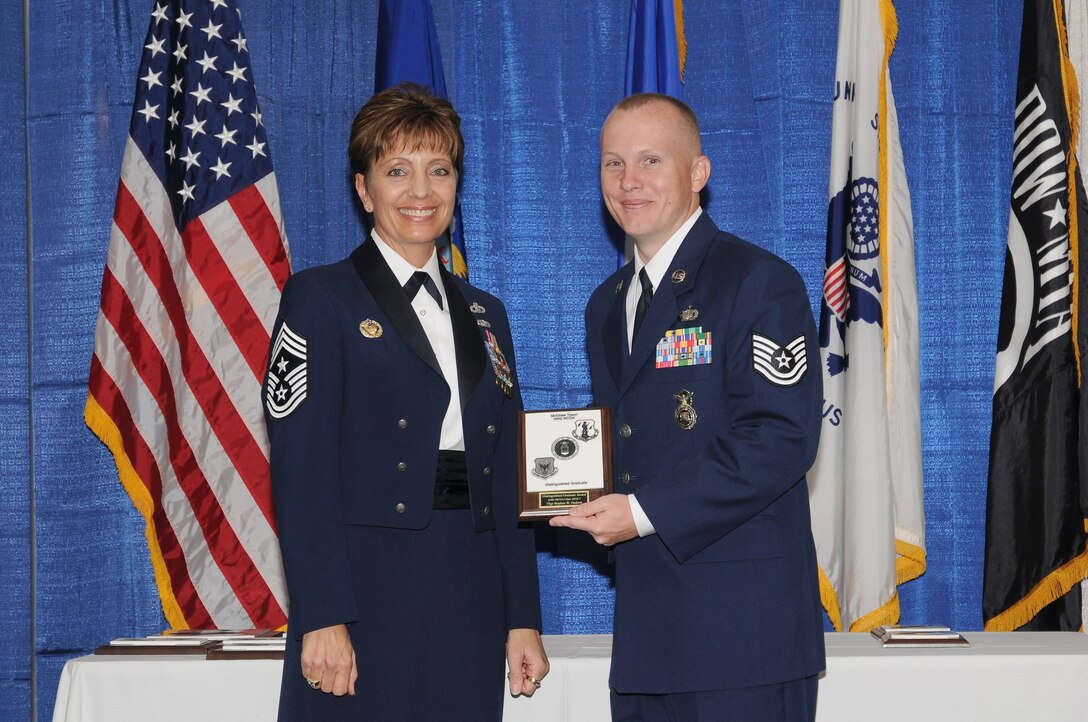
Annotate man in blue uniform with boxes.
[551,94,825,721]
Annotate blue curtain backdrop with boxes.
[1,0,1024,718]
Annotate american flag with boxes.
[85,0,289,629]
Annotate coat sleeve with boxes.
[635,257,823,563]
[264,273,357,638]
[488,301,543,631]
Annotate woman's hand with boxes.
[506,628,550,697]
[300,624,358,696]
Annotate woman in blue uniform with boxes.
[264,83,548,720]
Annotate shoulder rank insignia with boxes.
[470,302,486,314]
[265,322,308,419]
[358,319,382,338]
[752,333,807,386]
[484,329,514,397]
[656,327,712,368]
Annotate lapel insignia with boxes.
[671,269,686,283]
[752,333,807,386]
[483,329,514,397]
[477,319,491,328]
[679,306,699,322]
[470,302,486,314]
[656,327,712,368]
[615,280,624,294]
[265,322,308,419]
[358,319,383,338]
[674,389,697,430]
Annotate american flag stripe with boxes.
[88,359,213,628]
[94,272,281,623]
[111,183,276,525]
[180,218,270,378]
[228,179,290,292]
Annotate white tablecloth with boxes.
[52,632,1088,721]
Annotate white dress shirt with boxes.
[623,207,703,537]
[372,231,465,451]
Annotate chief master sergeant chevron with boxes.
[550,93,825,721]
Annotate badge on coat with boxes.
[656,327,712,368]
[470,302,486,314]
[484,329,514,397]
[674,389,697,430]
[752,333,807,386]
[358,319,382,338]
[265,322,308,419]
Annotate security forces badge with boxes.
[265,322,308,418]
[751,333,807,387]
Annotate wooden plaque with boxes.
[517,407,613,519]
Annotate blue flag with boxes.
[625,0,685,97]
[375,0,467,278]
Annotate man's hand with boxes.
[506,628,550,696]
[548,494,638,546]
[300,623,358,696]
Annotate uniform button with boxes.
[397,418,408,429]
[620,471,630,485]
[486,424,497,434]
[620,424,632,438]
[395,502,406,513]
[396,461,407,471]
[482,506,491,516]
[482,466,492,476]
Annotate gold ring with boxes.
[305,677,321,689]
[526,675,540,687]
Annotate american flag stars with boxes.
[131,0,272,225]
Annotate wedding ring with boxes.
[526,675,541,688]
[305,677,321,689]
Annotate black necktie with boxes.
[632,267,653,344]
[404,271,443,310]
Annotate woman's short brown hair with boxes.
[348,82,464,178]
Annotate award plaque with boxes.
[516,407,613,519]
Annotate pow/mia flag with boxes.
[983,0,1088,632]
[751,334,807,386]
[265,322,308,419]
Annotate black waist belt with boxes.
[433,450,470,510]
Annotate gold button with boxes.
[395,503,406,513]
[396,461,407,471]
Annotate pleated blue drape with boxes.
[1,1,1024,718]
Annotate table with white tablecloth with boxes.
[52,632,1088,721]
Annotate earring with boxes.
[364,203,373,212]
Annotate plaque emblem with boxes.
[531,457,558,479]
[674,389,697,430]
[671,269,686,283]
[358,319,383,338]
[552,437,579,460]
[679,306,699,322]
[572,419,599,441]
